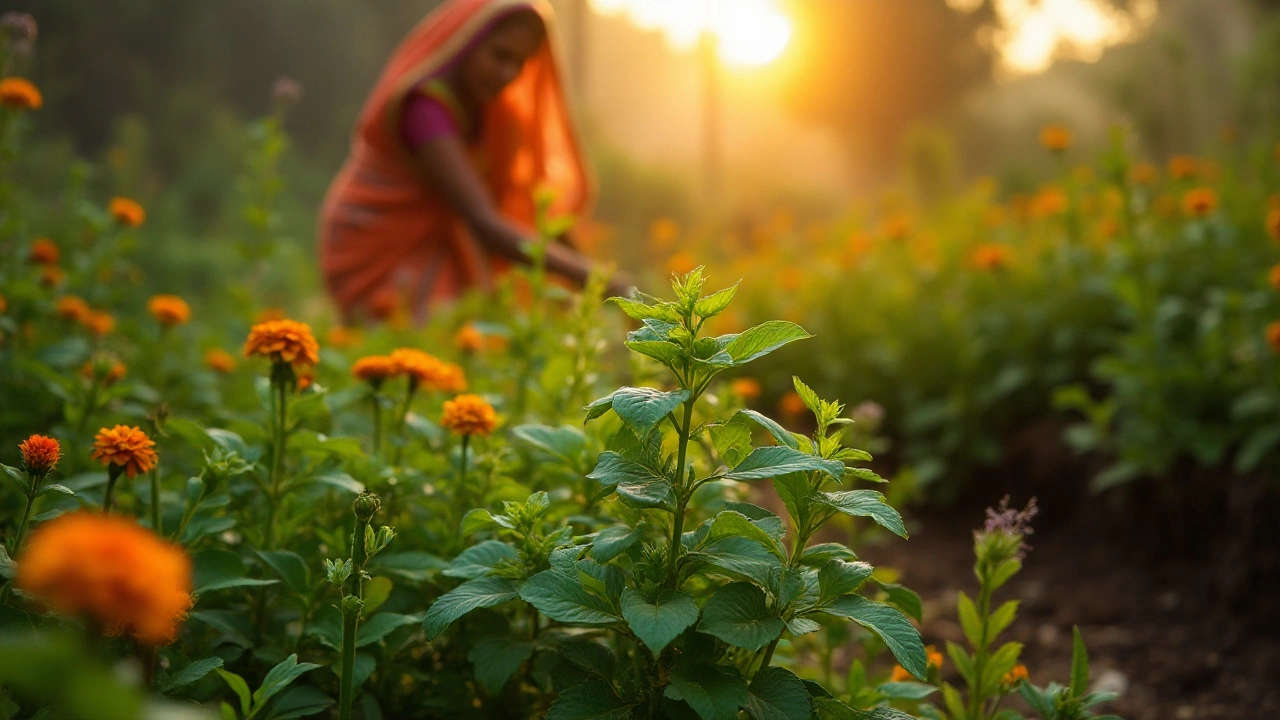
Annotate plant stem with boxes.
[458,434,470,496]
[149,467,161,535]
[11,475,37,555]
[759,637,780,673]
[665,399,696,589]
[103,468,121,513]
[370,394,383,459]
[339,602,360,720]
[966,573,994,720]
[393,381,416,466]
[265,370,288,548]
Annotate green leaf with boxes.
[725,321,812,365]
[710,418,754,468]
[361,576,393,615]
[591,524,643,563]
[819,597,925,680]
[689,536,783,587]
[1070,626,1089,696]
[695,282,740,319]
[615,479,675,512]
[157,656,224,694]
[610,387,691,433]
[37,483,75,497]
[587,452,665,487]
[423,576,521,639]
[468,636,533,693]
[520,568,620,625]
[0,545,15,580]
[626,340,684,368]
[191,609,256,648]
[706,510,785,560]
[957,592,982,647]
[664,657,750,720]
[356,613,421,647]
[737,410,799,449]
[512,424,587,465]
[255,551,311,595]
[193,550,279,595]
[444,541,518,580]
[610,297,683,324]
[621,588,699,655]
[946,641,974,686]
[988,600,1019,640]
[815,491,907,538]
[792,377,822,417]
[216,669,252,718]
[698,582,785,650]
[266,685,334,720]
[727,446,845,482]
[875,582,922,623]
[817,559,873,602]
[546,679,634,720]
[744,667,811,720]
[1018,682,1055,717]
[876,681,936,700]
[369,551,447,583]
[723,502,786,538]
[253,654,321,709]
[941,683,968,720]
[980,642,1023,696]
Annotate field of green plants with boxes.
[4,9,1280,720]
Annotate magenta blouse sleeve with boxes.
[401,91,460,150]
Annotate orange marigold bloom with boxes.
[91,425,157,479]
[297,371,314,392]
[16,511,192,645]
[1267,208,1280,242]
[352,355,397,385]
[1002,664,1030,686]
[147,294,191,326]
[204,348,236,374]
[435,362,468,393]
[56,295,90,322]
[28,237,59,265]
[108,197,145,228]
[731,377,763,400]
[82,358,127,386]
[0,77,42,110]
[39,265,64,288]
[1032,187,1068,218]
[441,394,498,437]
[1039,124,1071,152]
[388,348,467,392]
[1129,162,1159,185]
[927,644,944,670]
[969,243,1012,271]
[19,434,61,476]
[665,251,698,276]
[243,319,319,368]
[778,390,807,419]
[326,325,363,349]
[455,323,485,354]
[1167,155,1198,180]
[1181,187,1218,217]
[889,665,913,682]
[84,310,115,337]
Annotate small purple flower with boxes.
[982,495,1038,557]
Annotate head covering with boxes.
[319,0,590,321]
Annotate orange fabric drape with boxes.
[318,0,591,321]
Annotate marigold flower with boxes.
[388,348,467,392]
[969,243,1011,271]
[1167,155,1198,180]
[243,319,319,369]
[1267,208,1280,243]
[108,197,145,228]
[0,77,41,110]
[326,325,363,349]
[28,237,59,265]
[82,358,127,386]
[778,390,807,419]
[927,644,943,670]
[39,265,64,288]
[1181,187,1218,217]
[889,665,913,682]
[1268,321,1280,355]
[1129,162,1159,185]
[91,425,157,480]
[147,294,190,326]
[731,377,762,400]
[84,310,116,337]
[16,511,193,645]
[1032,187,1068,218]
[455,324,485,354]
[204,348,236,374]
[649,217,680,251]
[1002,664,1030,686]
[1039,124,1071,152]
[352,355,397,385]
[297,371,314,392]
[19,434,61,477]
[441,394,498,437]
[889,645,942,682]
[56,295,91,323]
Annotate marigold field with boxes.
[3,7,1280,720]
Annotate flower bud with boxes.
[353,491,381,522]
[341,594,364,619]
[19,434,61,478]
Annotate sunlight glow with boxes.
[589,0,792,68]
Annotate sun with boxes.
[590,0,793,69]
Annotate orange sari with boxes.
[318,0,590,322]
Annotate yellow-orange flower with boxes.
[55,296,89,322]
[1267,208,1280,242]
[889,645,943,682]
[204,348,236,374]
[455,324,484,354]
[243,319,319,368]
[82,358,127,386]
[1167,155,1198,180]
[778,391,807,419]
[91,425,157,479]
[969,243,1011,271]
[297,371,314,392]
[108,197,145,228]
[731,377,762,400]
[39,265,64,288]
[441,394,498,437]
[84,310,115,337]
[879,212,912,241]
[389,348,467,392]
[28,237,59,265]
[1181,187,1218,217]
[889,665,913,682]
[1032,187,1068,218]
[326,325,363,349]
[352,355,397,385]
[16,511,192,645]
[649,217,680,251]
[0,77,42,110]
[1130,162,1159,185]
[1039,125,1071,152]
[147,294,190,326]
[1002,664,1030,686]
[19,434,61,476]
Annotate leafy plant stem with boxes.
[665,399,696,588]
[966,575,995,720]
[338,602,360,720]
[10,473,36,556]
[393,381,416,466]
[758,637,780,674]
[103,466,122,513]
[370,393,383,459]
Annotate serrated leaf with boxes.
[610,297,683,324]
[621,588,699,654]
[737,410,799,449]
[705,510,785,559]
[817,559,874,602]
[423,576,521,639]
[616,479,675,511]
[253,654,321,708]
[698,582,785,650]
[876,681,936,700]
[723,501,786,538]
[664,657,750,720]
[610,387,690,433]
[626,340,684,368]
[444,541,518,580]
[688,536,783,587]
[468,636,534,693]
[815,491,907,538]
[695,283,740,319]
[726,446,845,481]
[710,419,754,468]
[591,524,643,562]
[725,321,812,365]
[819,597,925,680]
[785,617,821,636]
[519,568,620,625]
[744,667,811,720]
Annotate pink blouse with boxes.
[401,90,460,149]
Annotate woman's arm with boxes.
[414,134,610,289]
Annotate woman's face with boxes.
[459,14,543,105]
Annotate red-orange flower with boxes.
[1032,187,1068,218]
[243,319,319,368]
[147,294,191,326]
[1039,125,1071,152]
[0,77,42,110]
[204,348,236,374]
[665,251,698,276]
[19,434,61,476]
[731,377,762,400]
[969,243,1012,271]
[28,237,59,265]
[388,348,468,392]
[1181,187,1218,217]
[16,511,192,645]
[91,425,157,479]
[889,644,943,681]
[1002,664,1030,686]
[778,391,807,419]
[108,197,145,228]
[1268,321,1280,355]
[84,310,115,337]
[352,355,397,385]
[39,265,64,288]
[56,295,90,322]
[1167,155,1198,180]
[82,357,127,386]
[441,394,498,437]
